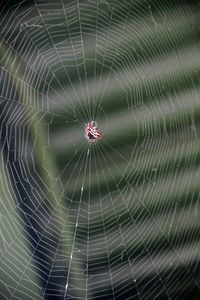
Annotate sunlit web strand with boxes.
[94,3,133,122]
[64,147,90,298]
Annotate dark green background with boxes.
[0,0,200,299]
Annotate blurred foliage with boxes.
[0,0,200,299]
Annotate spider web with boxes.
[0,0,200,299]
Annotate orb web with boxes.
[0,0,200,299]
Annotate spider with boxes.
[85,121,102,143]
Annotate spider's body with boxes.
[85,121,102,143]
